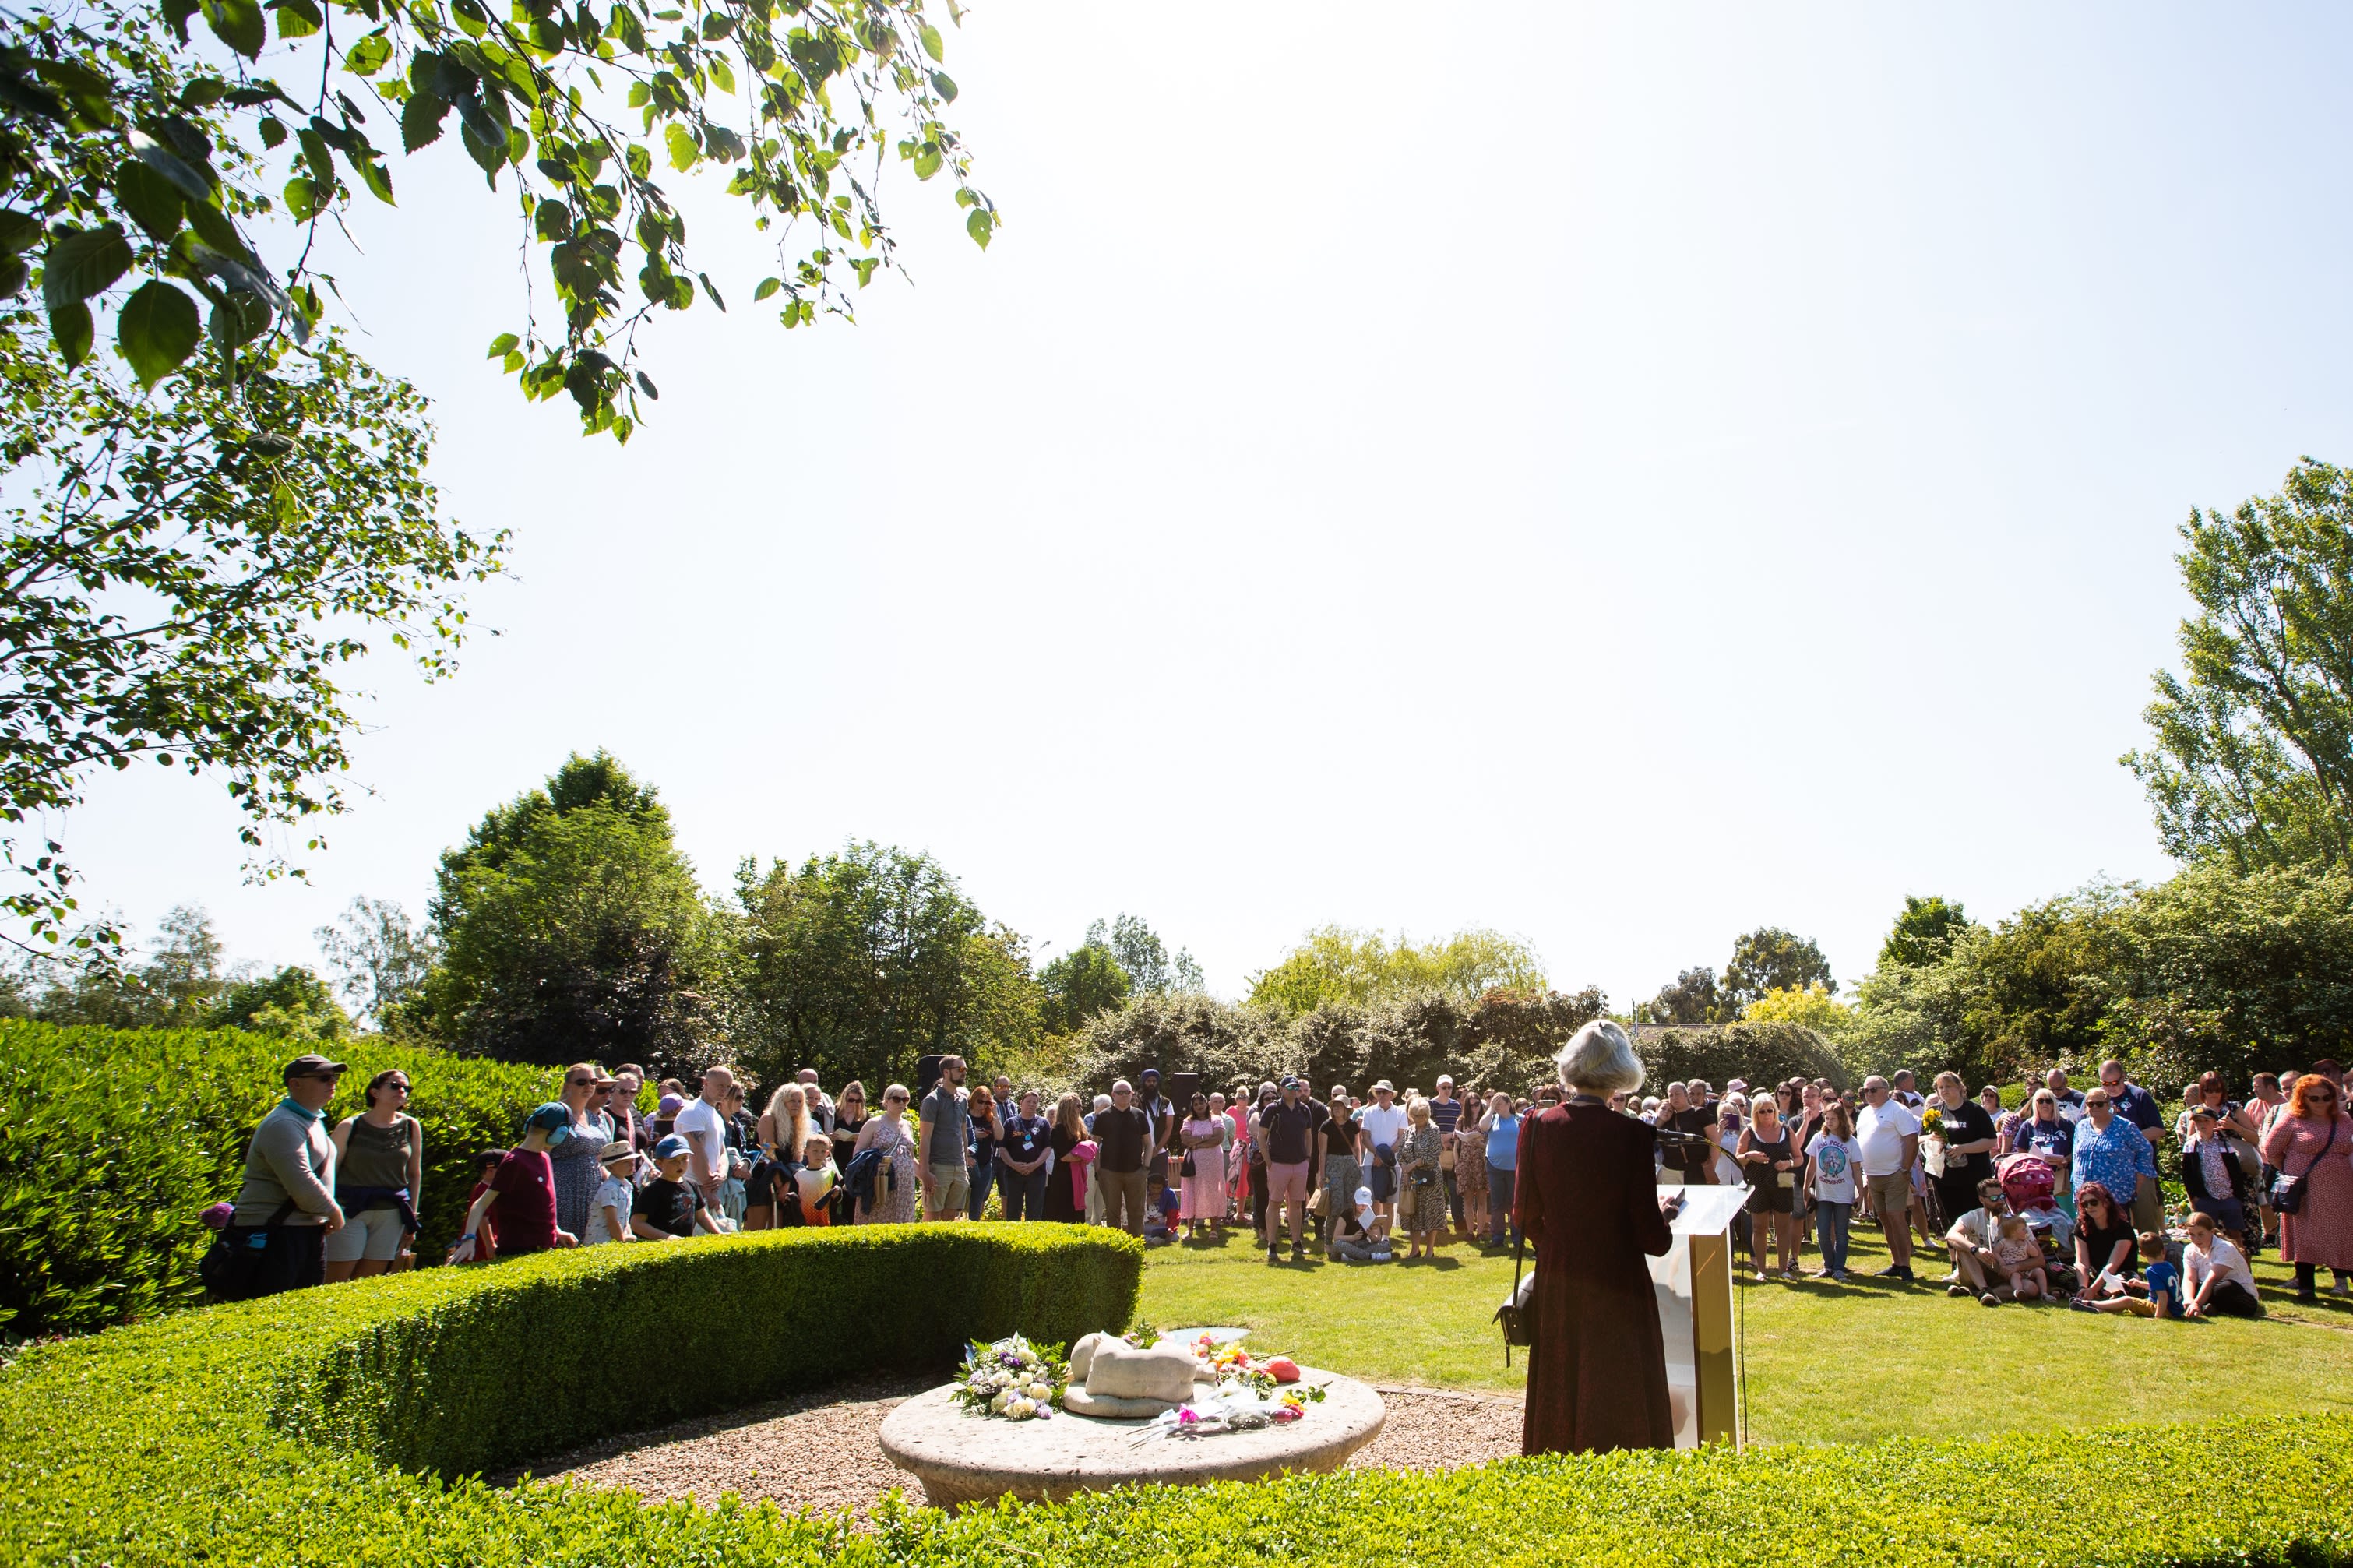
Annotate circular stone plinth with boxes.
[878,1368,1384,1510]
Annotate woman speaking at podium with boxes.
[1515,1020,1677,1455]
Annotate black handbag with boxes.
[2271,1119,2337,1215]
[1178,1149,1196,1178]
[1492,1228,1534,1364]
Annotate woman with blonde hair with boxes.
[851,1084,919,1224]
[549,1062,613,1240]
[1393,1096,1446,1260]
[1044,1091,1088,1224]
[746,1083,812,1230]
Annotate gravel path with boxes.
[523,1377,1524,1521]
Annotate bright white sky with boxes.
[58,3,2353,1006]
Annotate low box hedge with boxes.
[5,1216,2352,1568]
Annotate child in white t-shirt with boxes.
[583,1140,638,1245]
[1804,1107,1864,1281]
[2183,1212,2264,1318]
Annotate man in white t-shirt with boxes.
[672,1065,734,1210]
[1355,1081,1409,1228]
[1855,1076,1921,1282]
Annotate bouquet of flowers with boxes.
[950,1335,1069,1422]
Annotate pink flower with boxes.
[1176,1408,1201,1425]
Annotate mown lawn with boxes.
[1136,1220,2353,1445]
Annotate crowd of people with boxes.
[210,1045,2353,1316]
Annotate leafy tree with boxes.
[0,329,499,951]
[1741,981,1852,1035]
[1245,926,1546,1017]
[1722,927,1834,1011]
[1082,914,1203,996]
[2,0,992,435]
[2126,459,2353,871]
[1037,942,1129,1035]
[1640,966,1721,1027]
[314,895,435,1024]
[734,840,1038,1094]
[213,963,349,1038]
[423,758,731,1067]
[27,902,226,1025]
[1876,895,1978,971]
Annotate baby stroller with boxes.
[1998,1154,2076,1296]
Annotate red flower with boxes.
[1266,1357,1301,1383]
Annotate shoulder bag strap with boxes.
[2298,1117,2341,1180]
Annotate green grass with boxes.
[1138,1221,2353,1444]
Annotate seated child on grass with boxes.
[2073,1233,2177,1316]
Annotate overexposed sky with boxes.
[57,3,2353,1005]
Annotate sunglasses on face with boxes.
[567,1076,594,1087]
[886,1093,908,1104]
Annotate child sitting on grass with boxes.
[2073,1234,2178,1316]
[2182,1211,2264,1318]
[1988,1214,2047,1303]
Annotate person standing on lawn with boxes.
[916,1055,973,1223]
[1393,1096,1446,1260]
[1093,1080,1155,1235]
[1855,1076,1921,1282]
[2096,1059,2168,1231]
[1257,1076,1317,1264]
[1484,1091,1523,1248]
[2072,1087,2160,1255]
[2260,1073,2353,1302]
[1178,1092,1228,1239]
[1928,1072,1999,1233]
[225,1053,347,1298]
[1516,1020,1676,1455]
[1805,1100,1861,1281]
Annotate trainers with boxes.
[1266,1246,1280,1266]
[1873,1263,1911,1281]
[1291,1243,1307,1262]
[1947,1283,1972,1298]
[1980,1292,2002,1307]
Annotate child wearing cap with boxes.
[449,1104,579,1263]
[634,1134,730,1239]
[582,1141,640,1246]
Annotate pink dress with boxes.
[2261,1112,2353,1270]
[1180,1117,1227,1221]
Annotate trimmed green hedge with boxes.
[0,1225,1141,1566]
[0,1020,563,1335]
[5,1219,2353,1568]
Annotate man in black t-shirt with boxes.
[1092,1081,1154,1236]
[1256,1078,1317,1264]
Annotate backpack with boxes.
[199,1200,295,1302]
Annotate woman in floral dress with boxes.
[1178,1094,1226,1239]
[1454,1092,1490,1242]
[853,1084,920,1225]
[1394,1096,1448,1260]
[2260,1073,2353,1301]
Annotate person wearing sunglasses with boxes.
[2260,1073,2353,1302]
[221,1054,349,1299]
[851,1084,919,1224]
[549,1062,615,1242]
[326,1069,423,1282]
[2069,1088,2159,1247]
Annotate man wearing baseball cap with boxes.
[220,1054,349,1298]
[449,1103,580,1262]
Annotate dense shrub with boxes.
[1071,988,1608,1103]
[0,1020,558,1336]
[1633,1023,1848,1094]
[2,1224,2350,1568]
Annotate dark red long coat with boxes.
[1514,1099,1675,1455]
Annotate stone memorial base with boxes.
[877,1366,1385,1510]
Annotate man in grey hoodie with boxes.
[225,1053,347,1298]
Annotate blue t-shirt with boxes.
[2110,1084,2162,1135]
[2016,1117,2074,1167]
[2144,1258,2181,1316]
[1487,1113,1522,1172]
